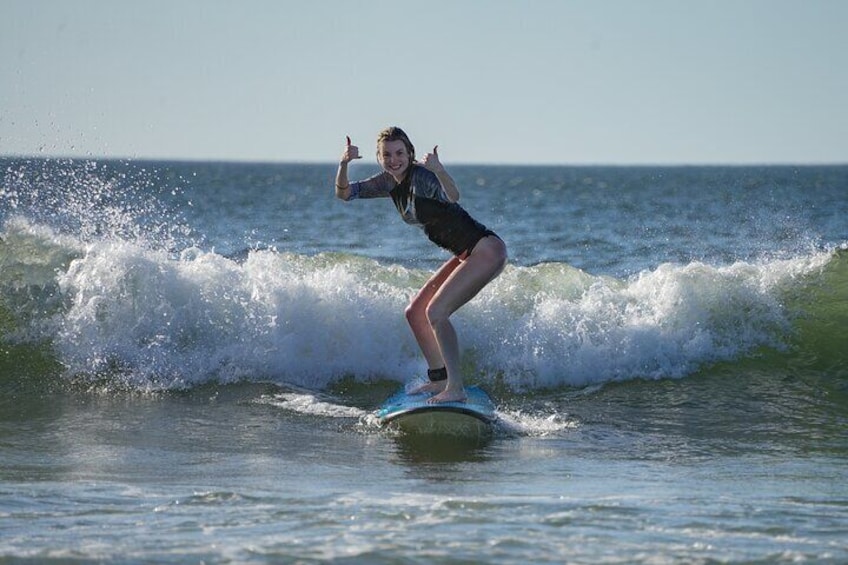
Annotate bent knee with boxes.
[424,302,449,329]
[405,297,427,323]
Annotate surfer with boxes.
[335,127,507,403]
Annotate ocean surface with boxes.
[1,157,847,564]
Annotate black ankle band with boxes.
[427,367,448,382]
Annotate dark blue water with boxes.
[2,158,847,563]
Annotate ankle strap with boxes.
[427,367,447,382]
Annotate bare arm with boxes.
[421,145,459,203]
[335,136,360,200]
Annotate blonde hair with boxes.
[376,126,415,162]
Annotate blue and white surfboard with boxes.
[375,385,496,436]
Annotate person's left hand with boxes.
[420,145,445,174]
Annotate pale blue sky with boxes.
[2,0,847,164]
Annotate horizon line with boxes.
[1,153,846,168]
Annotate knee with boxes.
[405,296,426,325]
[425,302,448,329]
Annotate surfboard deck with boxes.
[375,385,496,436]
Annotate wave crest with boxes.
[2,220,843,391]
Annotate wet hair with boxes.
[376,126,415,162]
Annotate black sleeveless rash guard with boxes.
[346,165,497,257]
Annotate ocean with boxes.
[1,157,847,564]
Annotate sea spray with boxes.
[4,159,848,565]
[4,159,846,393]
[49,242,419,389]
[1,158,195,252]
[3,218,839,392]
[467,257,817,389]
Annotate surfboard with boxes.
[375,385,496,436]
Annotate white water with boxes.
[2,218,833,393]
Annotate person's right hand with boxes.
[340,136,362,164]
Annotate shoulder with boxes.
[410,164,438,183]
[350,170,394,199]
[409,165,443,198]
[364,170,394,185]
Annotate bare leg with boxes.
[406,257,463,394]
[426,237,507,403]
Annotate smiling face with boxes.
[378,139,413,181]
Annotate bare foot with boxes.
[427,387,467,404]
[410,381,446,395]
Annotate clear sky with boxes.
[2,0,847,165]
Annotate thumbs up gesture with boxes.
[421,145,445,174]
[341,136,362,164]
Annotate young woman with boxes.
[335,127,507,403]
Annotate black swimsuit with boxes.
[347,165,497,257]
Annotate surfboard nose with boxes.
[376,385,496,437]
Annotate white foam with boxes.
[467,253,832,390]
[4,219,836,392]
[256,392,367,419]
[496,409,578,437]
[52,241,423,389]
